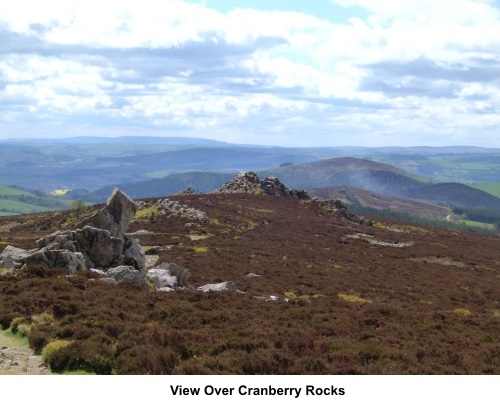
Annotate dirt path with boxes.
[0,330,51,375]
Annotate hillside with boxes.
[260,157,425,194]
[308,187,451,221]
[0,192,498,374]
[262,157,500,210]
[0,185,72,216]
[409,183,500,210]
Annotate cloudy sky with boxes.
[1,0,500,147]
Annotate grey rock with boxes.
[325,199,373,226]
[244,272,261,278]
[156,262,190,287]
[146,269,177,289]
[78,188,138,239]
[24,250,86,274]
[89,268,106,277]
[0,245,33,270]
[157,287,176,292]
[100,278,118,285]
[197,281,237,292]
[123,236,146,271]
[106,266,148,289]
[212,172,309,198]
[157,198,207,222]
[75,226,123,269]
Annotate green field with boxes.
[0,185,73,216]
[471,182,500,198]
[461,219,495,230]
[0,185,33,196]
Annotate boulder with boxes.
[155,262,190,287]
[123,237,146,271]
[24,250,86,274]
[75,226,123,269]
[0,245,33,270]
[106,266,148,289]
[197,281,237,292]
[146,269,177,290]
[78,188,137,239]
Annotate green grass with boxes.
[471,182,500,198]
[460,220,495,230]
[0,185,33,196]
[0,198,67,215]
[0,328,30,349]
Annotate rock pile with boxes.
[212,171,309,198]
[0,188,146,273]
[157,199,207,221]
[324,199,373,226]
[175,187,197,196]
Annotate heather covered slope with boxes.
[0,194,499,374]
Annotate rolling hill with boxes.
[262,157,500,210]
[0,185,72,216]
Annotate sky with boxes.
[1,0,500,147]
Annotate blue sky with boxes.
[1,0,500,147]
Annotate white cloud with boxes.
[0,0,499,146]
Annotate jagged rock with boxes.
[24,250,86,274]
[15,188,147,275]
[175,187,197,196]
[36,230,77,251]
[325,199,373,226]
[197,281,237,292]
[123,237,146,271]
[155,262,190,287]
[106,266,148,289]
[146,269,178,290]
[212,172,309,198]
[261,176,309,198]
[75,226,124,269]
[212,172,262,194]
[0,245,34,270]
[157,199,207,222]
[78,188,138,239]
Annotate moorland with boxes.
[0,190,498,374]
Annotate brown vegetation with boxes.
[0,194,499,374]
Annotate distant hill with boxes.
[0,185,72,216]
[0,136,231,146]
[409,182,500,210]
[76,172,234,203]
[308,186,451,221]
[261,157,500,211]
[260,157,424,195]
[95,147,322,172]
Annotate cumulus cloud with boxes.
[0,0,499,146]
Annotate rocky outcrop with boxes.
[175,187,197,196]
[0,245,34,270]
[212,172,261,194]
[261,176,310,198]
[324,199,373,226]
[157,199,207,222]
[1,188,146,273]
[78,188,137,240]
[212,172,309,198]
